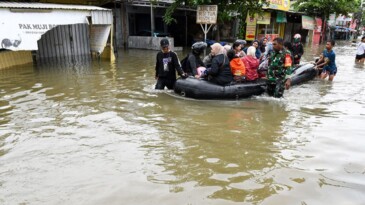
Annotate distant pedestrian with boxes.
[155,38,186,90]
[355,36,365,63]
[320,40,337,81]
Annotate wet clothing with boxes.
[185,53,205,76]
[356,42,365,55]
[356,42,365,59]
[292,42,304,65]
[155,51,184,90]
[205,54,233,85]
[242,56,259,81]
[267,48,293,98]
[322,49,337,75]
[267,80,286,98]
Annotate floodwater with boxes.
[0,42,365,205]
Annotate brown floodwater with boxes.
[0,42,365,205]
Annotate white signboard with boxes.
[0,9,89,51]
[90,25,111,53]
[196,5,218,24]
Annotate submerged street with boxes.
[0,42,365,204]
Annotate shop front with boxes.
[245,0,289,42]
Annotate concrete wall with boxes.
[128,36,174,50]
[0,51,33,70]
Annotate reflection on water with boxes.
[0,44,365,204]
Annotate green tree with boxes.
[292,0,359,19]
[163,0,269,40]
[293,0,360,41]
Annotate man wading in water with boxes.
[267,37,293,98]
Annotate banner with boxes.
[276,11,287,23]
[256,12,271,25]
[245,14,257,41]
[263,0,290,12]
[328,13,336,27]
[315,18,322,33]
[0,9,89,51]
[302,15,315,30]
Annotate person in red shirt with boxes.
[242,46,260,81]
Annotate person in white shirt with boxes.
[355,36,365,63]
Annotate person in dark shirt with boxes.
[184,41,207,78]
[259,37,268,53]
[292,34,304,65]
[155,38,186,89]
[202,43,233,85]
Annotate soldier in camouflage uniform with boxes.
[267,37,293,98]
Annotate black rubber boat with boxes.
[174,63,316,100]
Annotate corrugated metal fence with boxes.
[37,23,90,64]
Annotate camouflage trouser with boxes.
[267,79,285,98]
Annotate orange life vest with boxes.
[230,58,246,76]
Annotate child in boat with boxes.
[227,49,246,83]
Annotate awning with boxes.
[302,15,315,30]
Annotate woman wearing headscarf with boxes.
[202,43,233,85]
[242,46,260,81]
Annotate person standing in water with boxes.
[320,40,337,81]
[267,37,293,98]
[355,36,365,64]
[155,38,186,90]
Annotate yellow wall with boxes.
[0,51,33,70]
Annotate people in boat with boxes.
[201,43,233,85]
[242,46,260,81]
[232,40,247,58]
[257,41,273,78]
[320,40,337,81]
[154,38,186,90]
[183,41,207,78]
[292,34,304,65]
[267,37,293,98]
[355,36,365,64]
[223,44,232,54]
[227,49,246,83]
[244,40,261,59]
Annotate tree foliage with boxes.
[292,0,360,18]
[163,0,269,38]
